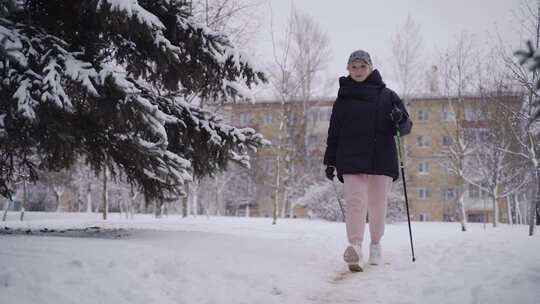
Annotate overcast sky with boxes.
[252,0,522,97]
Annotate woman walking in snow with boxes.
[323,49,413,272]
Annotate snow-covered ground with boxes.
[1,212,539,304]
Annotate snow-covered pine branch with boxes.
[97,0,265,102]
[0,0,267,201]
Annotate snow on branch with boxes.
[0,0,269,201]
[96,0,184,63]
[94,0,265,102]
[0,21,101,119]
[97,0,165,30]
[165,96,270,173]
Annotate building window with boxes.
[417,135,432,147]
[239,112,254,126]
[418,188,430,199]
[419,213,431,221]
[307,109,318,123]
[444,188,457,201]
[417,109,430,121]
[307,135,320,149]
[263,112,274,125]
[468,183,480,198]
[477,129,490,143]
[262,158,275,174]
[418,161,430,175]
[464,107,476,121]
[288,112,298,125]
[440,161,454,175]
[468,183,488,199]
[441,105,455,122]
[321,108,332,121]
[464,105,487,121]
[442,135,453,146]
[465,128,490,144]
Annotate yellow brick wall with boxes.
[406,95,521,222]
[407,98,456,221]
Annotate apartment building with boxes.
[226,93,523,222]
[402,93,522,222]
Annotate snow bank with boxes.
[1,212,539,304]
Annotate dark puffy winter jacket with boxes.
[323,70,412,182]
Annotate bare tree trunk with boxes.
[129,184,137,219]
[182,183,189,218]
[506,196,513,225]
[156,200,163,218]
[483,196,489,230]
[2,199,9,221]
[55,192,60,212]
[191,186,198,217]
[102,167,108,220]
[530,167,540,235]
[280,189,286,218]
[273,112,283,225]
[273,169,280,224]
[54,187,64,213]
[119,198,124,218]
[86,182,92,213]
[458,190,467,231]
[280,188,288,219]
[76,196,81,212]
[124,200,129,219]
[215,182,219,215]
[515,195,522,225]
[273,154,281,225]
[492,197,499,227]
[142,194,148,214]
[19,177,27,221]
[492,185,499,227]
[530,199,536,235]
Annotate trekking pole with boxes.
[331,181,345,222]
[395,126,416,262]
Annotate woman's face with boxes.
[347,59,372,82]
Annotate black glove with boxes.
[390,107,404,124]
[325,166,335,181]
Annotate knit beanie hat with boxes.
[347,49,372,66]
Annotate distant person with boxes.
[323,49,412,272]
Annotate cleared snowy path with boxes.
[1,212,539,304]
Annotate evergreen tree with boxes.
[0,0,267,202]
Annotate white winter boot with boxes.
[343,244,363,272]
[368,243,382,265]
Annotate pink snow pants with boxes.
[343,174,393,245]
